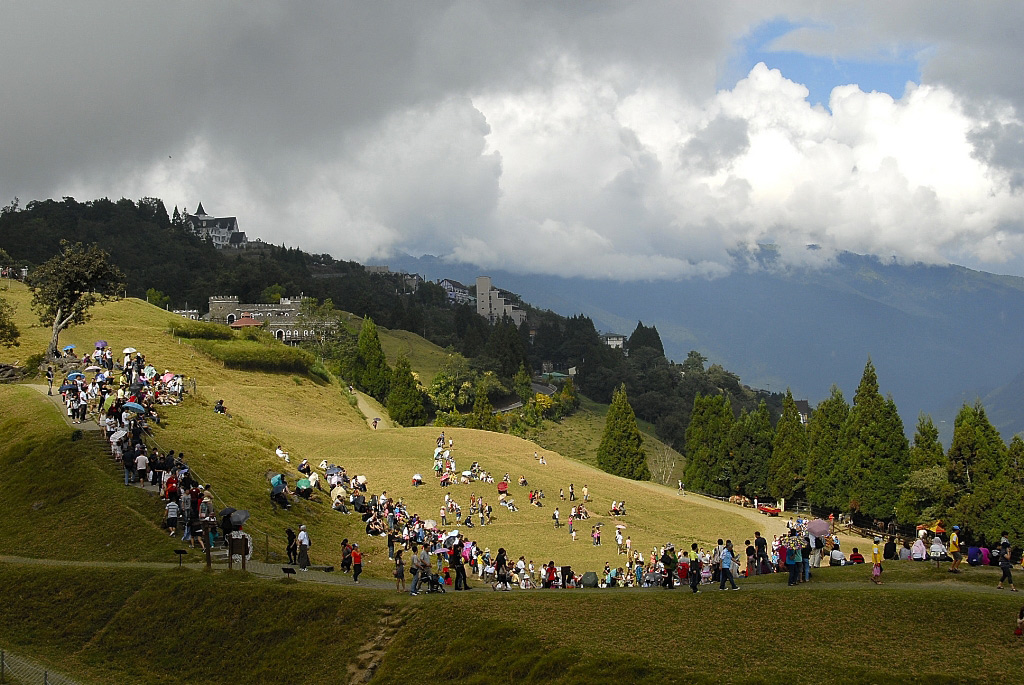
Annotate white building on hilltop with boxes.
[184,202,247,249]
[476,276,526,326]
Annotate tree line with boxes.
[681,358,1024,545]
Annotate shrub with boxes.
[23,352,46,376]
[309,364,332,385]
[168,320,233,340]
[189,339,315,374]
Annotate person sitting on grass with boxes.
[849,547,865,564]
[829,544,846,566]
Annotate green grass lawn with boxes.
[1,281,770,578]
[0,385,182,562]
[2,562,1023,684]
[532,394,687,486]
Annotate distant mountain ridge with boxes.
[389,252,1024,443]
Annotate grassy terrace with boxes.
[0,281,770,576]
[1,562,1022,684]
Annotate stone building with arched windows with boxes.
[207,295,317,344]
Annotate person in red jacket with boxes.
[351,544,363,582]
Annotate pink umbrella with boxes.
[160,372,175,383]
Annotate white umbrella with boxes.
[462,471,472,477]
[356,475,367,484]
[413,473,423,480]
[434,447,443,458]
[85,365,102,372]
[109,430,127,442]
[123,347,137,354]
[616,524,627,529]
[424,519,437,529]
[443,450,451,459]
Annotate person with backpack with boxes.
[997,532,1017,592]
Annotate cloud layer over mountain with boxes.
[3,2,1024,278]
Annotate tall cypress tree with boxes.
[468,380,498,431]
[769,389,808,502]
[946,401,1007,493]
[728,400,773,497]
[806,385,849,508]
[356,317,391,401]
[683,393,733,496]
[597,384,649,481]
[909,413,945,470]
[386,355,428,427]
[836,359,909,518]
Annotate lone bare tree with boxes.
[28,241,125,359]
[649,443,678,486]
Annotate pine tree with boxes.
[768,389,808,502]
[805,385,848,508]
[683,393,733,495]
[835,359,909,518]
[386,356,428,427]
[356,317,391,401]
[946,401,1007,493]
[513,363,533,406]
[727,401,773,497]
[909,413,945,470]
[468,380,498,431]
[596,384,650,480]
[627,321,664,356]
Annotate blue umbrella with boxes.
[67,372,84,380]
[123,401,146,413]
[58,384,76,392]
[62,344,76,351]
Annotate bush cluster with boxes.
[167,320,233,340]
[190,339,315,374]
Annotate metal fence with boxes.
[0,649,80,685]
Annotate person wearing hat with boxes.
[297,525,311,571]
[949,525,963,573]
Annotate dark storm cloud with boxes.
[2,2,1024,277]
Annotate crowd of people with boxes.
[57,346,1021,600]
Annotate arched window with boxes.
[226,314,235,324]
[276,330,284,340]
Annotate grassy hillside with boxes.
[0,280,773,577]
[0,385,180,562]
[2,562,1024,684]
[532,395,686,486]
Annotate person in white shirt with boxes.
[297,525,311,570]
[134,452,149,485]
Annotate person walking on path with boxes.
[949,525,963,573]
[46,366,54,395]
[351,544,363,582]
[297,525,311,571]
[394,550,406,593]
[569,483,575,501]
[451,540,469,590]
[871,536,883,584]
[719,540,739,590]
[285,528,297,565]
[997,532,1017,592]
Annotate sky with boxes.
[3,1,1024,280]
